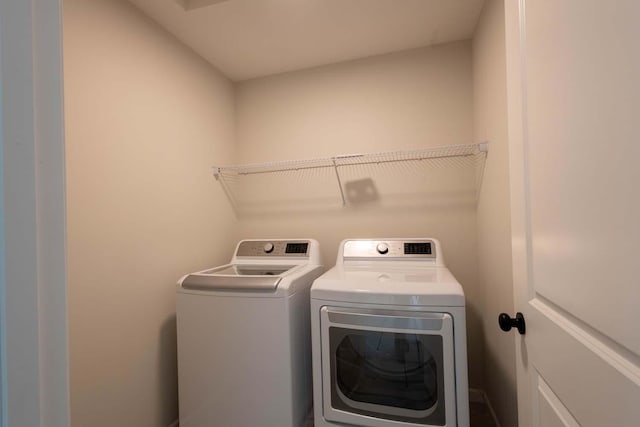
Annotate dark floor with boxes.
[470,401,498,427]
[304,401,498,426]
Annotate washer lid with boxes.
[310,265,465,307]
[180,263,300,291]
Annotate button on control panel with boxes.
[263,243,274,253]
[376,243,389,254]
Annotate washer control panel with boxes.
[343,239,436,259]
[236,240,310,257]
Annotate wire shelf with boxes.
[213,142,488,216]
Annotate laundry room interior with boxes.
[62,0,513,426]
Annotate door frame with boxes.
[0,0,69,426]
[504,0,533,425]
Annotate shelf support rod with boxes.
[331,158,347,205]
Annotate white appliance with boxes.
[311,238,469,427]
[177,239,323,427]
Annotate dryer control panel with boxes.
[236,240,310,257]
[342,239,438,260]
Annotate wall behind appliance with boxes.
[472,0,518,425]
[234,41,486,389]
[63,0,236,426]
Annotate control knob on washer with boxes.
[376,243,389,254]
[263,243,274,253]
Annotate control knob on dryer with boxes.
[263,243,274,253]
[376,243,389,254]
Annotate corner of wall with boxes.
[472,0,518,426]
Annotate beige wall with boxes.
[235,41,486,389]
[472,0,518,425]
[63,0,236,426]
[62,3,517,422]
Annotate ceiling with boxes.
[127,0,485,81]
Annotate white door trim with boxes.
[0,0,69,426]
[0,68,6,427]
[504,0,532,425]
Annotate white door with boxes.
[505,1,640,426]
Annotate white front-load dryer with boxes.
[311,238,469,427]
[177,239,323,427]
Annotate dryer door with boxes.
[320,307,457,427]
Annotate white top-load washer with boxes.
[177,239,323,427]
[311,238,469,427]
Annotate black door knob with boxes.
[498,312,526,335]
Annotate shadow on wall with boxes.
[344,178,379,204]
[234,188,477,219]
[158,315,179,425]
